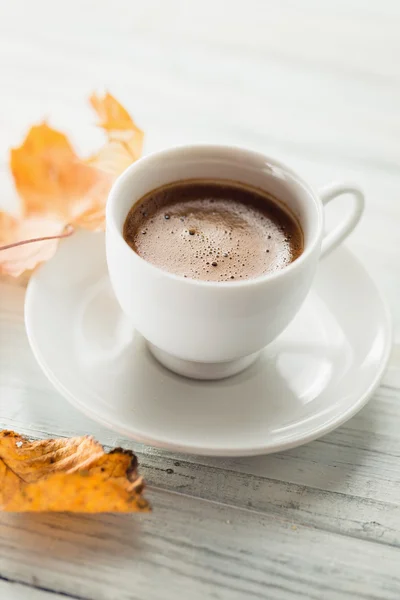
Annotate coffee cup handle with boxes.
[318,183,365,258]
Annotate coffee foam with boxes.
[123,180,303,282]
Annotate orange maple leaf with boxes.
[0,212,69,278]
[0,93,143,277]
[0,430,150,513]
[87,92,144,174]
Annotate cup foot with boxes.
[147,343,260,380]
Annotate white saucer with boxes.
[25,231,392,457]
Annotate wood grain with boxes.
[1,0,400,598]
[1,490,400,600]
[0,579,62,600]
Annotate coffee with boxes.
[123,180,303,282]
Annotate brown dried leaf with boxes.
[0,431,150,513]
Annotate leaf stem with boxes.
[0,225,75,252]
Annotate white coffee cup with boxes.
[106,145,364,380]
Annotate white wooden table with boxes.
[1,1,400,598]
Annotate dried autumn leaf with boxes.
[90,92,143,143]
[10,123,113,224]
[0,212,69,277]
[0,93,143,277]
[87,92,144,174]
[0,430,150,513]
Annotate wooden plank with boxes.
[0,578,66,599]
[0,489,399,600]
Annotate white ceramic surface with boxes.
[25,231,391,457]
[106,146,364,379]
